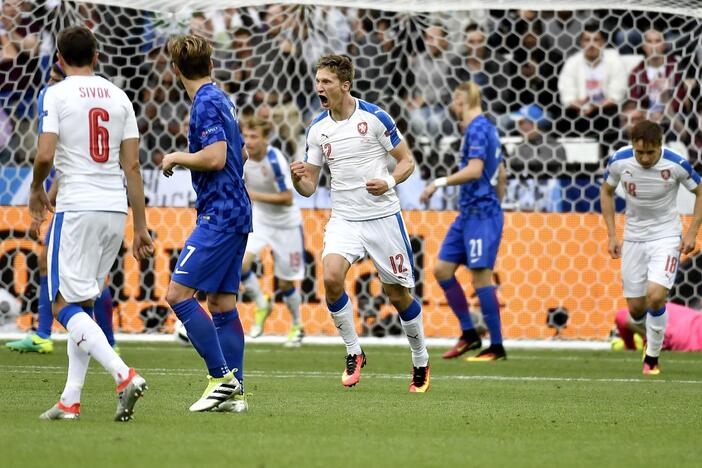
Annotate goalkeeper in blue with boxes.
[7,62,117,355]
[162,34,251,413]
[421,81,507,362]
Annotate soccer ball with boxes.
[0,288,20,327]
[173,319,190,346]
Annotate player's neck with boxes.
[462,107,482,128]
[184,77,214,100]
[330,95,356,121]
[62,65,94,76]
[249,149,266,161]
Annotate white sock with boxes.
[400,313,429,367]
[243,272,267,309]
[66,312,130,385]
[59,338,91,407]
[284,289,302,326]
[646,308,668,358]
[329,297,361,355]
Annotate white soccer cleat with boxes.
[39,402,80,420]
[189,372,241,412]
[114,369,148,422]
[210,391,248,413]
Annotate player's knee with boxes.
[433,264,452,282]
[646,295,667,312]
[166,283,191,307]
[384,286,411,310]
[323,273,345,301]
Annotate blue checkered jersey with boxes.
[188,83,251,233]
[458,115,502,216]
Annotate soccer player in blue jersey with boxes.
[601,120,702,375]
[162,34,251,412]
[291,55,430,392]
[421,81,507,361]
[7,62,118,355]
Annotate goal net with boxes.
[1,1,701,342]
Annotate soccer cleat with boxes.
[210,391,248,413]
[6,334,54,354]
[284,324,304,348]
[189,372,241,412]
[465,345,507,362]
[40,402,80,420]
[249,296,272,338]
[442,336,482,359]
[341,351,366,387]
[643,354,661,375]
[114,368,148,422]
[409,364,431,393]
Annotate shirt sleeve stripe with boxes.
[267,148,287,191]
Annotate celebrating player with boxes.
[420,81,507,361]
[291,54,430,392]
[601,119,702,375]
[162,34,251,412]
[241,116,306,347]
[29,26,153,421]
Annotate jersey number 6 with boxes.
[89,107,110,163]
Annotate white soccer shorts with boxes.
[621,236,681,298]
[47,211,126,303]
[246,221,305,281]
[322,213,415,288]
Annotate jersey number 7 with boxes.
[89,107,110,163]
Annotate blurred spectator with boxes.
[455,24,513,122]
[542,10,592,58]
[508,104,566,176]
[628,28,687,122]
[408,24,455,136]
[557,20,626,137]
[257,90,303,158]
[605,99,646,151]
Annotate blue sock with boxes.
[36,275,53,339]
[212,309,245,387]
[57,304,86,329]
[172,298,229,378]
[438,277,474,331]
[93,288,115,347]
[476,285,502,345]
[398,299,421,321]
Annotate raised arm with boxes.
[120,137,154,261]
[366,140,415,196]
[290,161,322,198]
[600,181,621,259]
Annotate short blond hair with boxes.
[240,116,273,137]
[455,81,482,109]
[167,34,213,80]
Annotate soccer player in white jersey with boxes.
[29,26,154,421]
[291,55,430,392]
[241,116,306,346]
[601,120,702,375]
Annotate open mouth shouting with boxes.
[319,94,329,107]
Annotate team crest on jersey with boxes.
[661,169,671,180]
[357,121,368,135]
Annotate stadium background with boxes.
[1,0,702,342]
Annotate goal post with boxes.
[1,1,701,343]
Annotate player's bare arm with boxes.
[600,181,621,259]
[291,161,321,197]
[248,189,293,206]
[496,162,507,202]
[28,132,57,239]
[120,137,154,261]
[681,183,702,254]
[366,140,415,196]
[162,141,227,177]
[420,158,485,204]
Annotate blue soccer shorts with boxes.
[438,211,504,270]
[171,225,248,294]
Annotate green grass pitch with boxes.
[1,342,701,467]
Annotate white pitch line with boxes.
[2,365,701,385]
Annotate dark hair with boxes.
[581,20,605,42]
[167,34,212,80]
[316,54,354,86]
[56,26,97,67]
[630,120,663,144]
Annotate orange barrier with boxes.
[4,207,699,340]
